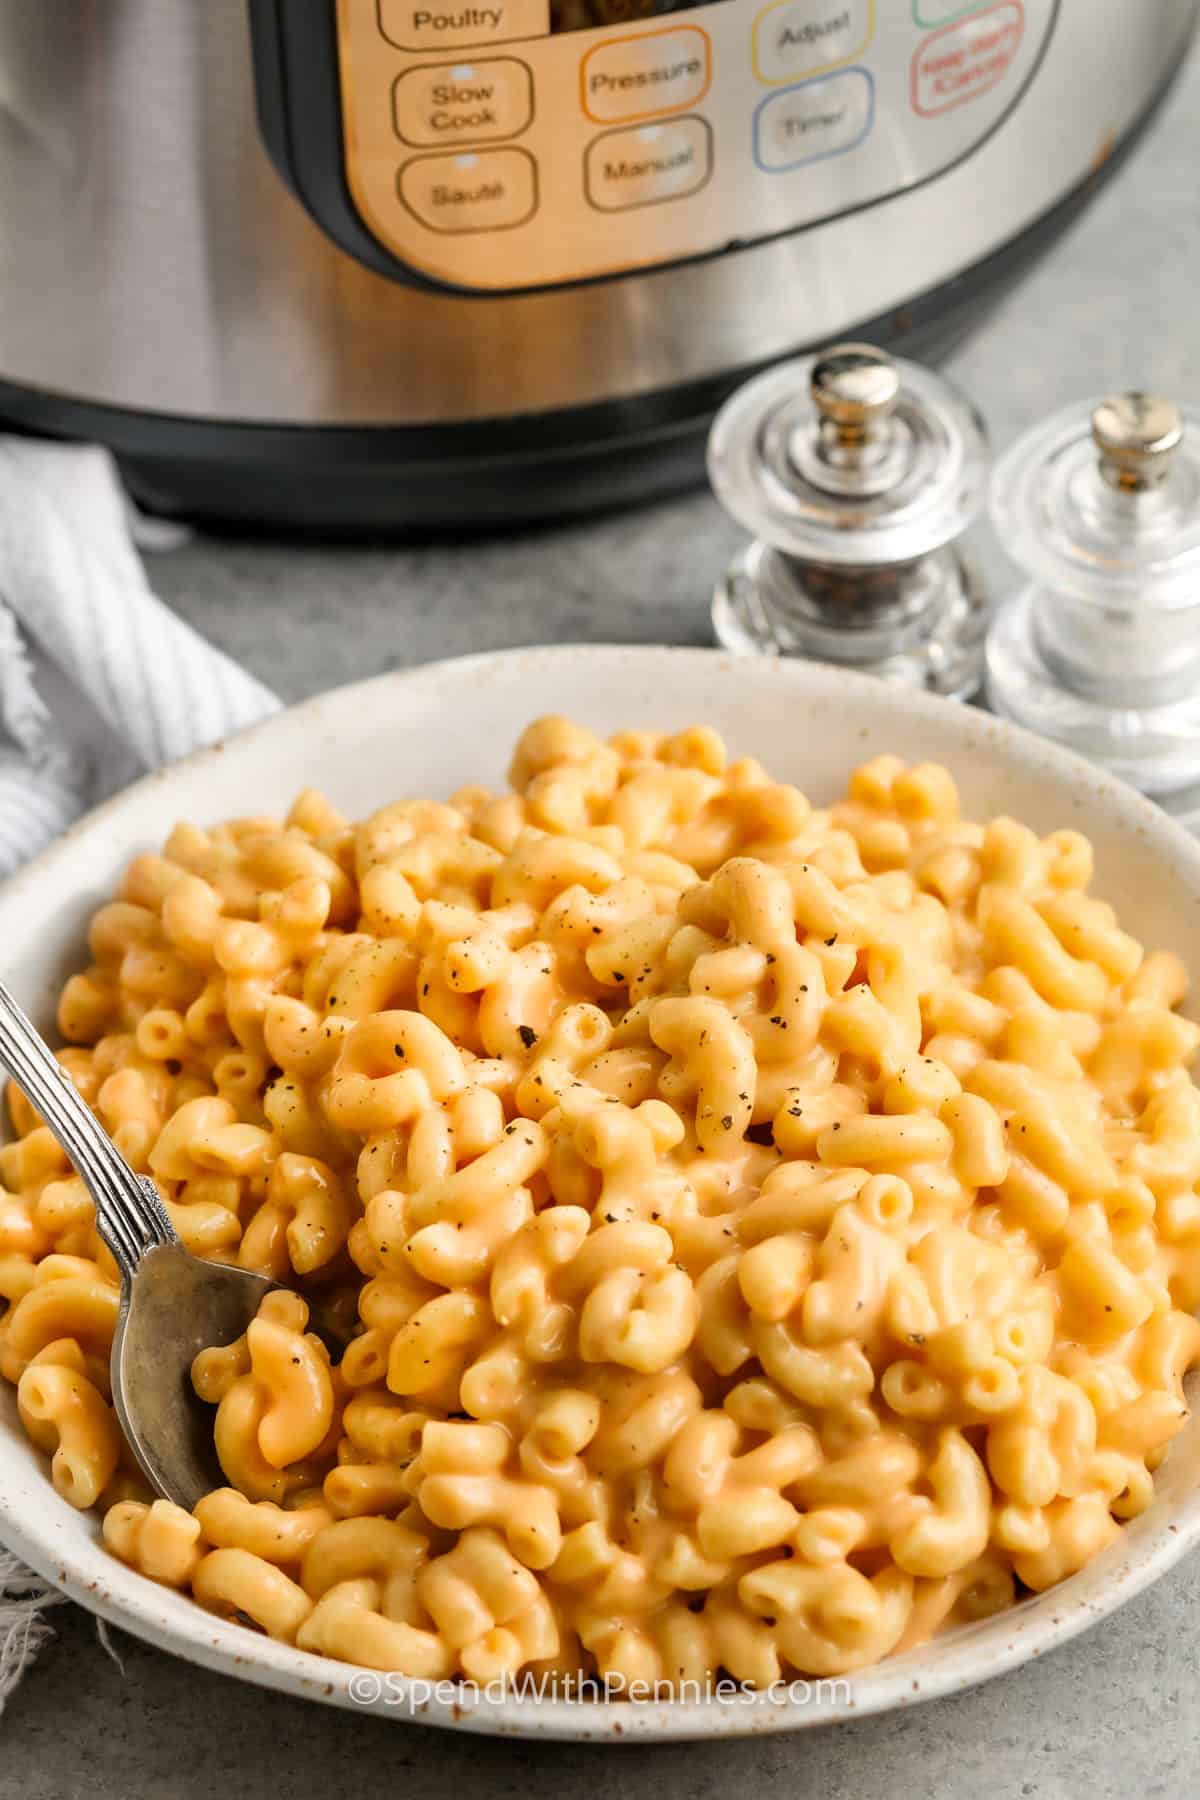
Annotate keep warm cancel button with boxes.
[398,147,537,232]
[585,117,712,211]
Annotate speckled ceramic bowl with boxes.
[2,646,1199,1741]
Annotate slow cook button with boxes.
[379,0,550,52]
[398,147,538,232]
[394,58,534,145]
[753,67,873,171]
[581,27,711,124]
[752,0,874,86]
[584,117,712,211]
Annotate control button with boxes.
[398,147,538,232]
[580,26,711,124]
[753,67,873,171]
[911,1,1023,116]
[584,117,712,211]
[378,0,550,53]
[913,0,996,23]
[394,59,533,146]
[752,0,874,87]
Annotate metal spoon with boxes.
[0,980,275,1510]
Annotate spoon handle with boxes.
[0,979,179,1281]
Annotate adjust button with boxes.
[398,147,538,232]
[752,0,874,86]
[581,26,711,124]
[394,59,534,145]
[584,117,712,212]
[379,0,550,53]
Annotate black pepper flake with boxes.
[592,926,602,934]
[393,1043,405,1058]
[832,1121,841,1130]
[789,1105,803,1117]
[909,1332,926,1345]
[721,1114,733,1130]
[746,1121,775,1147]
[517,1025,538,1049]
[765,954,776,965]
[605,1212,616,1223]
[612,971,626,983]
[825,935,837,947]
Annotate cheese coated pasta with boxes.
[4,717,1200,1690]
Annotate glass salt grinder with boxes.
[987,391,1200,823]
[708,343,992,698]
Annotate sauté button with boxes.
[379,0,550,53]
[584,116,712,211]
[911,1,1024,116]
[753,67,874,171]
[398,147,538,231]
[581,26,711,124]
[394,58,534,145]
[752,0,873,86]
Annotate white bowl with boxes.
[2,644,1199,1742]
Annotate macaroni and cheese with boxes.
[3,716,1200,1689]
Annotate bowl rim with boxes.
[3,640,1200,1742]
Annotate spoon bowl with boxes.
[111,1242,275,1510]
[0,980,275,1509]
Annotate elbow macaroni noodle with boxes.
[4,717,1200,1690]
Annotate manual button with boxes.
[394,59,533,145]
[584,117,712,211]
[379,0,550,52]
[398,147,538,232]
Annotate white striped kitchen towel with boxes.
[0,437,279,1714]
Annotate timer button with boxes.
[398,146,538,231]
[394,58,534,146]
[753,67,874,171]
[584,116,712,211]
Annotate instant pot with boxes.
[0,0,1194,529]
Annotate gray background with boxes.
[3,41,1200,1800]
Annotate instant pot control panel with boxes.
[252,0,1059,293]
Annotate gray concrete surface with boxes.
[3,40,1200,1800]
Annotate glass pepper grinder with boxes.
[986,391,1200,820]
[708,343,992,699]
